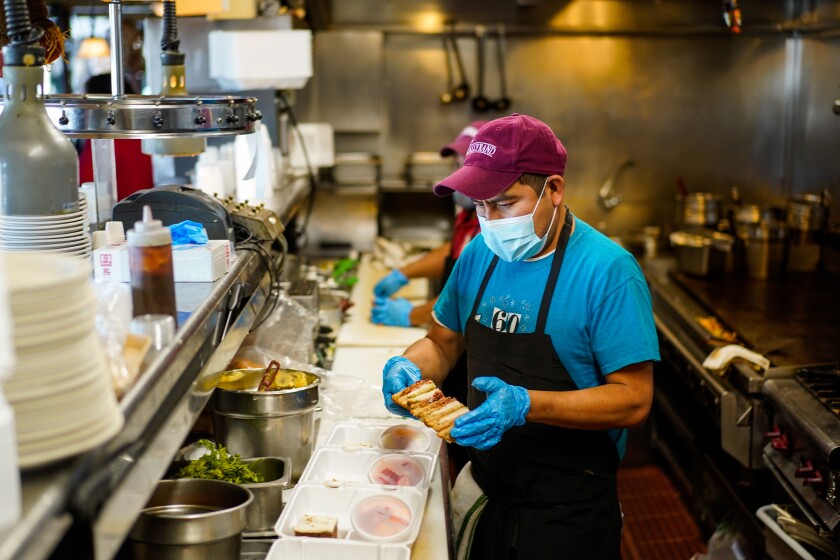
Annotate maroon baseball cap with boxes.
[434,114,567,200]
[439,120,489,158]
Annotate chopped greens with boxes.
[174,439,264,484]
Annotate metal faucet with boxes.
[598,158,635,210]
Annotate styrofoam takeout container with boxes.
[299,447,435,489]
[275,483,426,546]
[324,421,442,460]
[266,537,411,560]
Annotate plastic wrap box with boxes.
[93,240,232,283]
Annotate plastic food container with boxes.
[324,421,442,461]
[378,424,430,452]
[276,483,426,546]
[298,447,434,490]
[351,495,414,543]
[266,537,410,560]
[368,454,426,487]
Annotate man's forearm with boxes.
[526,363,653,430]
[402,335,459,387]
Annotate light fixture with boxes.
[77,15,110,59]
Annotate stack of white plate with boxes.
[0,192,92,258]
[1,252,123,469]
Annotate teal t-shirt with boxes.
[432,215,660,458]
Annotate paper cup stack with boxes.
[1,252,123,468]
[0,192,92,258]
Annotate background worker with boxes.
[370,121,487,327]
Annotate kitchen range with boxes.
[645,255,840,557]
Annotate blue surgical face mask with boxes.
[478,180,557,262]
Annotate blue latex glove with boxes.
[450,377,530,451]
[373,269,409,298]
[370,297,412,327]
[382,356,422,417]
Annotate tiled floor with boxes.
[619,464,708,560]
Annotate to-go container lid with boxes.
[127,205,172,247]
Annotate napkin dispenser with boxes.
[112,185,235,243]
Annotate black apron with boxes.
[465,209,623,560]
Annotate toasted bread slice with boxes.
[408,391,444,416]
[423,399,464,423]
[392,379,470,442]
[428,405,469,433]
[392,379,435,408]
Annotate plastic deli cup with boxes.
[378,424,430,452]
[368,454,426,487]
[351,494,413,542]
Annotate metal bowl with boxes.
[128,479,252,559]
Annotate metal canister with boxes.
[787,193,829,272]
[211,369,320,481]
[127,479,252,560]
[677,193,722,228]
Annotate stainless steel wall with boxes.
[297,1,840,235]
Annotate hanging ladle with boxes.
[440,24,455,104]
[448,20,471,102]
[492,24,512,112]
[471,25,490,113]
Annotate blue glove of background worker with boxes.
[371,297,412,327]
[374,269,409,298]
[450,377,530,451]
[382,356,422,417]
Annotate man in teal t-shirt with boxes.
[381,114,659,560]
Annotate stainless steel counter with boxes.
[0,248,273,560]
[0,174,312,560]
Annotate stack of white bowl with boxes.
[1,252,123,469]
[0,253,21,530]
[0,192,92,258]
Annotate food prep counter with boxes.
[327,254,453,560]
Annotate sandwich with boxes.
[293,514,338,538]
[392,380,470,443]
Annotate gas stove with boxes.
[797,366,840,419]
[763,364,840,533]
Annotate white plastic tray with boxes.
[299,446,436,489]
[324,421,442,461]
[276,483,427,547]
[266,537,411,560]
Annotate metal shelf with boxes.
[43,94,260,139]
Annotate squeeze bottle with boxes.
[127,206,177,319]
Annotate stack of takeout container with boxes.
[268,420,440,560]
[1,252,123,468]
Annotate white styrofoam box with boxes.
[299,447,436,490]
[276,483,427,546]
[266,537,410,560]
[288,123,335,170]
[324,421,442,462]
[208,30,312,91]
[92,240,232,283]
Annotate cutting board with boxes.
[336,255,430,347]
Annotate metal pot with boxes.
[670,229,734,277]
[735,222,788,279]
[167,457,290,535]
[127,479,252,560]
[787,194,830,272]
[677,193,722,228]
[211,369,320,481]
